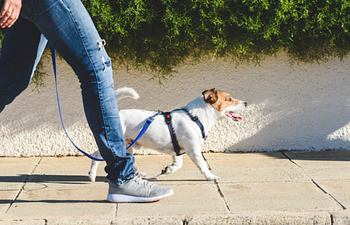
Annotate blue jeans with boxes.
[0,0,135,184]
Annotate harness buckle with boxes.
[163,112,172,125]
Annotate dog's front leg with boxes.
[187,150,219,181]
[162,155,183,174]
[88,150,102,182]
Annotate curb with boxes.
[2,211,350,225]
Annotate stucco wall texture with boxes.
[1,52,350,157]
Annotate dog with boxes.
[88,87,247,181]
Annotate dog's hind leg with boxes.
[88,143,135,182]
[88,150,102,182]
[187,149,219,181]
[162,155,183,174]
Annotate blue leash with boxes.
[49,45,157,161]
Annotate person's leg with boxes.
[19,0,135,183]
[15,0,173,202]
[0,16,47,113]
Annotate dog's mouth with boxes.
[226,111,242,121]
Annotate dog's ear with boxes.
[202,88,218,104]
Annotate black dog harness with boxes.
[161,108,206,156]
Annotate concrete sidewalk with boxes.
[0,151,350,224]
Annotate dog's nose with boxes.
[244,102,248,107]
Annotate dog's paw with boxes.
[88,171,96,183]
[206,174,220,181]
[161,166,175,174]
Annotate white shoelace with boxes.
[133,171,154,188]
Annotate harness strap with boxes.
[163,112,183,156]
[180,108,206,139]
[162,109,206,156]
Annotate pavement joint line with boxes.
[213,180,231,213]
[5,157,43,214]
[202,153,231,213]
[282,151,347,210]
[329,212,334,225]
[115,203,119,218]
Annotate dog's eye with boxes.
[226,98,232,102]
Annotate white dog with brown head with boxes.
[89,87,247,181]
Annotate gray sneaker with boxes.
[107,174,174,203]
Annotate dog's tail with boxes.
[115,87,140,102]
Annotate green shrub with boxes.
[82,0,350,76]
[1,0,350,82]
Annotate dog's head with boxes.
[202,88,247,122]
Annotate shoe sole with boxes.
[107,189,174,203]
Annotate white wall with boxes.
[1,52,350,157]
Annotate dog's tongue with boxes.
[226,112,242,121]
